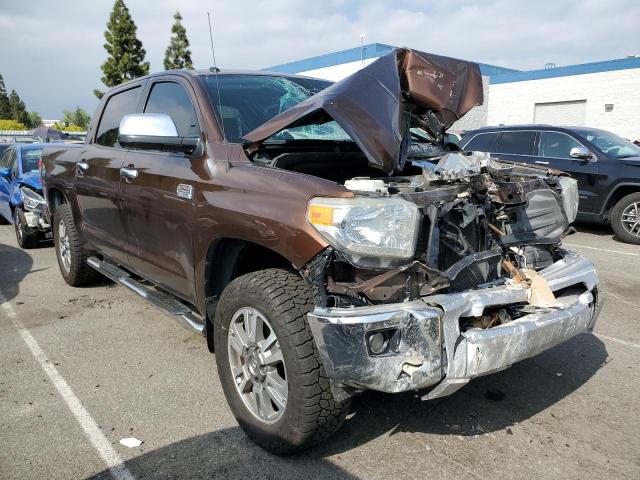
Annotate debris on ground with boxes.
[119,437,143,448]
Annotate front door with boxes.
[536,131,600,213]
[0,148,16,222]
[74,84,143,264]
[119,79,201,303]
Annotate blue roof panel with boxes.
[491,57,640,83]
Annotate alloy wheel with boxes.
[621,202,640,237]
[58,219,71,272]
[227,307,288,424]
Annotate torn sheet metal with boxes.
[245,48,483,174]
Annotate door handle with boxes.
[120,167,138,179]
[534,161,549,165]
[77,161,89,173]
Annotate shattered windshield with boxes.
[201,74,351,142]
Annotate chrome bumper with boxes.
[307,250,601,399]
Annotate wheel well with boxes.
[205,239,292,309]
[47,188,67,215]
[604,185,640,216]
[203,239,293,353]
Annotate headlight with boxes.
[20,186,46,211]
[558,177,578,223]
[307,197,420,262]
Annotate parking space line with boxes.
[595,333,640,350]
[0,296,136,480]
[563,243,640,257]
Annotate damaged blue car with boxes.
[0,143,51,248]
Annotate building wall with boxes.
[298,58,378,82]
[487,68,640,140]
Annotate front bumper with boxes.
[307,250,601,399]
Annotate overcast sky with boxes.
[1,0,638,119]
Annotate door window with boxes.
[495,131,536,155]
[95,86,142,148]
[463,133,496,152]
[144,82,200,137]
[0,148,12,168]
[538,131,584,159]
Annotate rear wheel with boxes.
[53,203,102,286]
[14,208,39,249]
[611,193,640,244]
[214,269,350,454]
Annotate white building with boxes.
[265,43,640,141]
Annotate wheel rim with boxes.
[621,202,640,237]
[58,219,71,272]
[227,307,288,424]
[14,211,23,243]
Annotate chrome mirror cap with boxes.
[119,113,179,137]
[569,146,592,160]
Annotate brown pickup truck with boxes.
[42,48,601,454]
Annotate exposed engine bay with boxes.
[297,151,579,328]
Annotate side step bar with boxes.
[87,257,206,335]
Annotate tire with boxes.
[53,203,102,286]
[214,268,350,455]
[611,192,640,245]
[14,208,39,249]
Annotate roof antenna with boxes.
[360,33,366,66]
[207,12,229,169]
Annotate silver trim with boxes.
[119,113,179,137]
[120,167,138,179]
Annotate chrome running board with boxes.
[87,257,205,335]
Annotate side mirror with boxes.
[569,146,594,161]
[117,114,202,156]
[0,167,11,179]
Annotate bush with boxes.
[0,119,28,130]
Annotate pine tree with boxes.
[0,74,10,120]
[8,90,29,126]
[95,0,150,99]
[163,11,193,70]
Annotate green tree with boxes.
[95,0,150,99]
[62,106,91,129]
[0,74,10,120]
[163,11,193,70]
[8,89,29,126]
[26,111,42,128]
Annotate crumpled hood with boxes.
[244,47,483,174]
[18,171,43,191]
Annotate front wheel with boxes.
[214,269,350,455]
[14,208,39,249]
[611,193,640,244]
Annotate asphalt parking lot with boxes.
[1,222,639,480]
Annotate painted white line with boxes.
[564,243,640,257]
[0,297,135,480]
[595,333,640,350]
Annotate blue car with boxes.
[0,143,51,248]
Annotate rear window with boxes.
[463,133,495,152]
[495,131,536,155]
[95,86,142,148]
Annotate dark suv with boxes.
[460,125,640,244]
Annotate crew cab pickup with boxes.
[42,48,601,454]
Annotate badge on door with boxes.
[177,184,194,200]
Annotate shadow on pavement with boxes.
[90,427,357,480]
[0,241,33,302]
[90,334,606,478]
[573,221,629,244]
[311,333,607,457]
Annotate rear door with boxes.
[75,84,143,264]
[535,130,600,212]
[119,78,201,303]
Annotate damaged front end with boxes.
[243,48,600,400]
[302,153,600,399]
